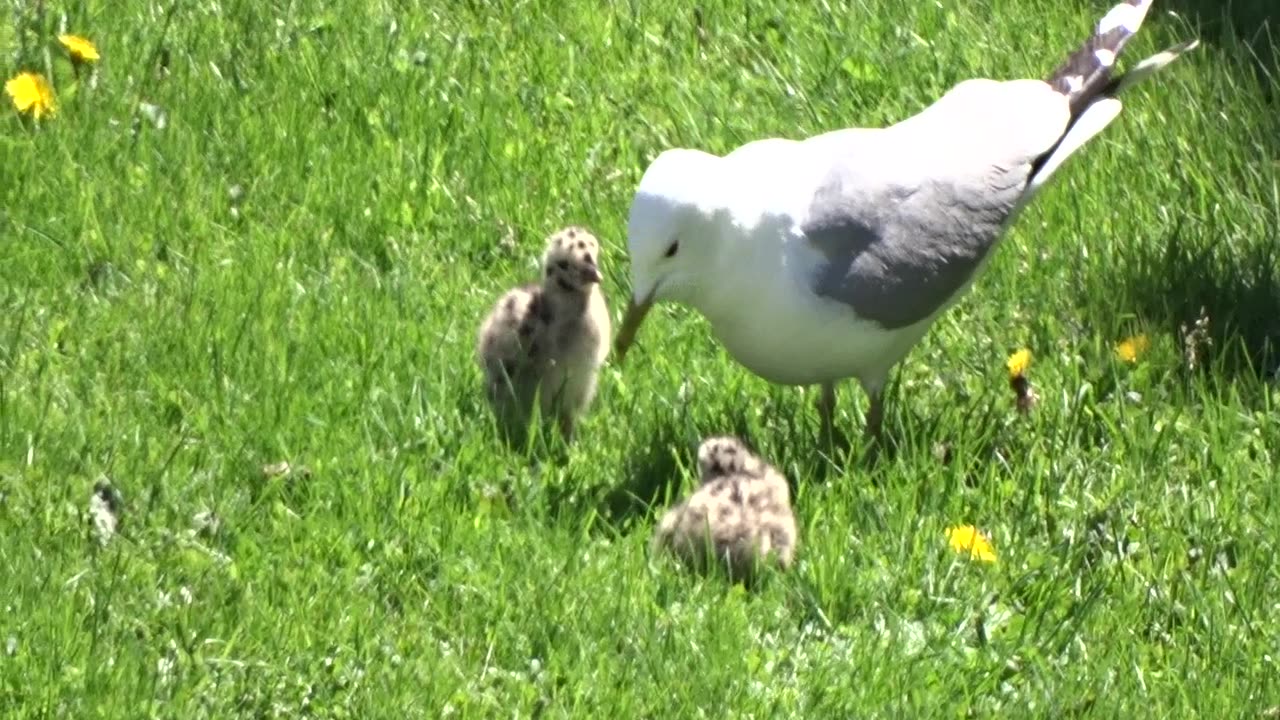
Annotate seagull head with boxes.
[614,148,724,361]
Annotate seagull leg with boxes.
[558,414,576,443]
[816,381,837,438]
[862,389,885,465]
[864,391,884,442]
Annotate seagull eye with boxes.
[557,260,569,270]
[663,241,679,258]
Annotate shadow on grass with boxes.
[589,404,785,533]
[1162,0,1278,93]
[569,422,679,535]
[593,418,711,532]
[1124,222,1280,384]
[1163,0,1278,51]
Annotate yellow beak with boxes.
[613,295,654,363]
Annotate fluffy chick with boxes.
[476,226,612,441]
[653,436,797,584]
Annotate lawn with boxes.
[3,0,1279,716]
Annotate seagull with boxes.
[613,0,1197,443]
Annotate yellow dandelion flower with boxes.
[1115,334,1150,363]
[59,34,100,63]
[5,72,56,119]
[1006,348,1032,379]
[946,524,997,564]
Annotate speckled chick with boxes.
[476,226,612,441]
[652,436,797,583]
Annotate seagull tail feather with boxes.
[1047,0,1156,117]
[1024,1,1198,195]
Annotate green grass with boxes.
[3,0,1279,716]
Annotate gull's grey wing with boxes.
[805,0,1196,331]
[803,143,1026,330]
[804,80,1070,330]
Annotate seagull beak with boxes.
[581,263,603,284]
[614,293,654,362]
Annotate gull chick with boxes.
[613,0,1198,443]
[652,436,797,583]
[477,226,611,440]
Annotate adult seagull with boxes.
[613,0,1197,441]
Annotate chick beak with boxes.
[614,294,654,362]
[580,262,603,285]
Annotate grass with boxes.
[3,0,1279,716]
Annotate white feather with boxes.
[1097,0,1152,35]
[1021,98,1124,203]
[1117,40,1202,93]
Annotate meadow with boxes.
[3,0,1279,716]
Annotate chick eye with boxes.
[663,241,679,258]
[556,260,569,270]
